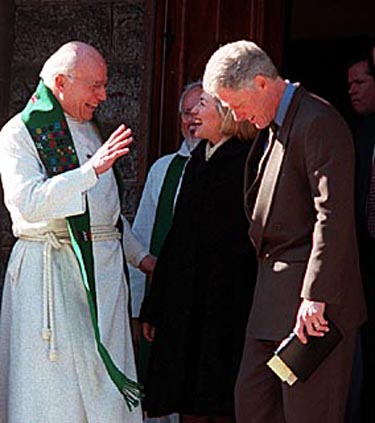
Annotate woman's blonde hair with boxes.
[216,100,257,141]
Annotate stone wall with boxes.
[0,0,153,292]
[0,0,15,287]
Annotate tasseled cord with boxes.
[42,232,66,361]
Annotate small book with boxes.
[266,319,343,386]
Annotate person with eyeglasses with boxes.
[0,41,147,423]
[126,80,202,423]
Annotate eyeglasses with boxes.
[66,74,107,92]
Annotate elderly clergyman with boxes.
[203,40,366,423]
[0,41,145,422]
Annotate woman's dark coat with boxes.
[140,137,257,417]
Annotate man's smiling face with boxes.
[217,76,276,130]
[59,55,108,122]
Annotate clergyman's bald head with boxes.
[40,41,106,88]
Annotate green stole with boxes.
[138,153,188,382]
[21,80,142,410]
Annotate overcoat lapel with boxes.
[248,85,305,254]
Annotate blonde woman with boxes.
[140,92,257,423]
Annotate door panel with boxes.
[149,0,285,164]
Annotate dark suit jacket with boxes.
[354,115,375,321]
[244,85,367,340]
[354,115,375,231]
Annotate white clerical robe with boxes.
[126,139,197,318]
[0,113,143,423]
[125,139,199,423]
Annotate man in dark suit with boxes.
[203,40,367,423]
[348,55,375,423]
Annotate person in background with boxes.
[0,41,144,423]
[140,89,257,423]
[127,80,203,423]
[203,39,366,423]
[347,52,375,423]
[128,81,203,322]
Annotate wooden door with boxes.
[148,0,286,164]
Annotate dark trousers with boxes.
[345,332,363,423]
[235,329,357,423]
[358,234,375,423]
[361,321,375,423]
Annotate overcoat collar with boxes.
[194,137,250,162]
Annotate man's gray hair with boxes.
[40,41,104,88]
[178,80,203,114]
[203,40,278,96]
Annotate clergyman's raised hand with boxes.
[90,124,133,175]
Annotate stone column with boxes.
[0,0,14,127]
[0,0,15,290]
